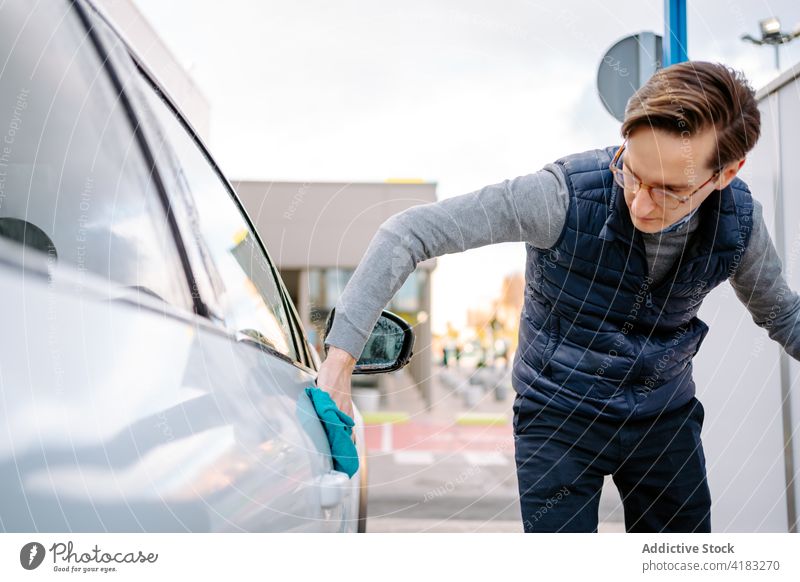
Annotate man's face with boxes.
[621,127,740,234]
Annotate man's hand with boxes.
[316,345,358,444]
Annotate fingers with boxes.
[335,395,350,416]
[337,396,353,420]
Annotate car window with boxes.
[135,77,300,362]
[0,0,191,309]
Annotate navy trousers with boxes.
[513,393,711,533]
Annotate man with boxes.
[316,61,799,532]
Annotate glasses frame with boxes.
[609,140,722,210]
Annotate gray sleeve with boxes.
[323,163,570,360]
[730,198,800,360]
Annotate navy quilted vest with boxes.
[511,145,754,420]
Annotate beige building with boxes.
[233,180,438,406]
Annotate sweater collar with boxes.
[652,205,701,234]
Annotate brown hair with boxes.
[620,61,761,170]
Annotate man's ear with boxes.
[717,157,746,189]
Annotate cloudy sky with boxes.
[133,0,800,334]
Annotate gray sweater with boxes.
[324,161,800,364]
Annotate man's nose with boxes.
[630,187,658,217]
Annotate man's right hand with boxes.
[315,345,358,444]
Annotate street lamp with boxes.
[741,17,800,70]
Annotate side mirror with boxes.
[323,308,415,374]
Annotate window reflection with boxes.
[139,80,299,361]
[0,1,189,308]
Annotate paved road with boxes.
[362,366,626,532]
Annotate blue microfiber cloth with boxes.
[304,386,359,478]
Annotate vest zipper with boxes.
[542,314,559,372]
[633,219,703,298]
[623,384,636,410]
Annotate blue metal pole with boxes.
[664,0,688,65]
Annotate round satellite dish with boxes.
[597,32,663,122]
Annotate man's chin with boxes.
[633,218,665,233]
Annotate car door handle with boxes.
[318,470,350,509]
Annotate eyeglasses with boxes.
[608,141,721,210]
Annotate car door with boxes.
[122,46,360,532]
[0,0,226,532]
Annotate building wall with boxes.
[754,63,800,533]
[231,180,437,268]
